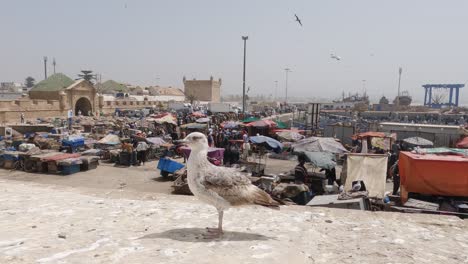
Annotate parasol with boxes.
[301,151,336,170]
[196,117,210,123]
[221,121,240,129]
[402,137,434,148]
[249,135,283,153]
[292,137,348,154]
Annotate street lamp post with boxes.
[284,68,291,104]
[242,36,248,113]
[43,56,48,79]
[396,67,402,108]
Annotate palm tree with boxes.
[77,70,96,83]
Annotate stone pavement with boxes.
[0,180,466,264]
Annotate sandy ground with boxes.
[0,180,466,264]
[0,157,298,197]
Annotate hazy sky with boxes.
[1,0,468,104]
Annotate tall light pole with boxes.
[242,36,248,113]
[52,58,56,74]
[284,68,291,104]
[396,67,402,108]
[43,56,48,79]
[274,80,278,100]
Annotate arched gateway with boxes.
[75,97,92,116]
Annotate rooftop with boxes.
[99,80,129,93]
[29,73,74,92]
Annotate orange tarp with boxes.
[399,151,468,202]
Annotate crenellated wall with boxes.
[0,97,169,123]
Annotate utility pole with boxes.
[396,67,402,109]
[242,36,248,113]
[284,68,291,104]
[43,56,48,79]
[52,58,56,74]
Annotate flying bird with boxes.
[330,53,341,61]
[294,14,302,26]
[181,132,279,238]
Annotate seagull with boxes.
[181,132,279,238]
[330,53,341,61]
[294,14,302,26]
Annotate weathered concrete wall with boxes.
[183,77,221,102]
[0,180,466,264]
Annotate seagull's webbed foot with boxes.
[203,227,223,239]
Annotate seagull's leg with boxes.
[204,209,224,238]
[218,209,224,233]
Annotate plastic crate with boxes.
[61,164,80,175]
[157,158,184,173]
[62,139,84,148]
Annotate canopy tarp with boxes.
[180,123,207,130]
[246,120,277,128]
[241,116,260,123]
[399,151,468,203]
[301,151,336,170]
[403,137,434,148]
[196,117,211,123]
[154,114,177,125]
[146,137,167,146]
[345,154,388,199]
[249,135,283,153]
[276,131,305,142]
[292,137,348,154]
[97,134,121,145]
[413,147,468,156]
[190,112,206,117]
[351,131,387,140]
[221,121,240,129]
[275,120,288,129]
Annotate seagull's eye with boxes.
[192,136,202,141]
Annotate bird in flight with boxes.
[181,132,279,238]
[295,14,302,26]
[330,53,342,61]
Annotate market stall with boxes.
[399,151,468,203]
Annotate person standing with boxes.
[136,140,149,166]
[20,113,25,124]
[294,155,308,184]
[392,160,400,195]
[207,133,214,148]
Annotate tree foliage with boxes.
[77,70,96,83]
[186,93,197,104]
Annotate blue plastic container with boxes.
[157,158,184,173]
[61,164,80,175]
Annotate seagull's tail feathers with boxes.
[251,186,281,210]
